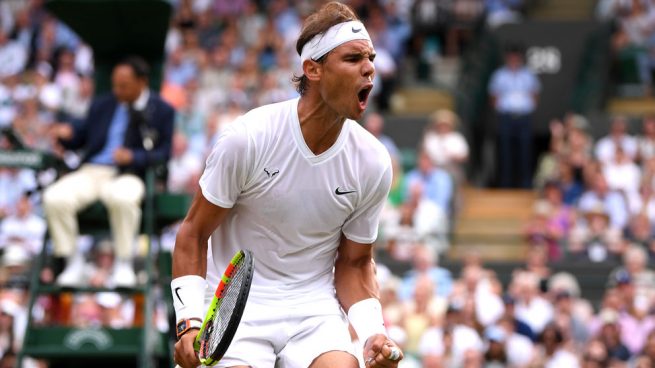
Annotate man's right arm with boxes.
[172,191,231,278]
[172,190,231,368]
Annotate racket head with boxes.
[196,249,254,366]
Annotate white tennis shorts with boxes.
[213,298,357,368]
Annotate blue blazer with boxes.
[62,91,175,180]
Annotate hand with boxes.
[174,329,200,368]
[49,123,74,141]
[363,334,403,367]
[113,147,133,165]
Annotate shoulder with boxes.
[90,93,116,108]
[149,93,175,114]
[346,121,392,175]
[241,99,294,125]
[235,99,295,142]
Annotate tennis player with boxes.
[172,2,403,367]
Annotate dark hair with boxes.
[504,42,525,56]
[292,2,359,96]
[116,55,150,80]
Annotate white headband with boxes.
[300,20,371,64]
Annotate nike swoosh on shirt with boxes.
[335,187,357,195]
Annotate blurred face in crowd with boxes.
[592,173,609,194]
[112,64,146,104]
[316,40,375,120]
[505,51,523,70]
[642,116,655,136]
[583,339,608,368]
[610,118,628,137]
[417,150,433,174]
[364,112,384,137]
[413,245,436,272]
[16,196,31,218]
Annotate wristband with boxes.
[171,275,207,322]
[347,298,387,344]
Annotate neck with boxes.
[297,95,345,155]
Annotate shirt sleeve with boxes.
[199,122,251,208]
[342,161,393,244]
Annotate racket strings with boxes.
[207,259,248,355]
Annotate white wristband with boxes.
[171,275,207,323]
[347,298,387,344]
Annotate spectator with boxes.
[0,29,27,80]
[582,338,610,368]
[524,200,560,259]
[578,171,630,230]
[532,323,580,367]
[488,43,541,188]
[596,309,631,362]
[608,245,655,296]
[511,271,554,335]
[402,274,446,355]
[483,325,508,366]
[0,194,46,257]
[602,145,641,202]
[618,292,655,356]
[0,168,36,219]
[44,56,175,288]
[167,132,202,194]
[363,111,400,161]
[595,115,638,163]
[500,293,535,341]
[422,109,469,185]
[405,149,454,216]
[496,315,535,365]
[637,114,655,164]
[418,304,484,367]
[568,203,623,262]
[485,0,526,28]
[398,244,453,301]
[610,0,655,93]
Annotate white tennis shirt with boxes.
[200,98,392,314]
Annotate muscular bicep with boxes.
[172,191,231,278]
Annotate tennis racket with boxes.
[176,249,254,367]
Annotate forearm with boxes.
[172,220,208,278]
[334,249,378,312]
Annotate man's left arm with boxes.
[335,238,403,367]
[336,157,400,367]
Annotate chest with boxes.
[238,147,362,232]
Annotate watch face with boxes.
[177,321,187,335]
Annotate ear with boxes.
[302,59,322,82]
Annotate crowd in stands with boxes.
[0,0,653,367]
[597,0,655,95]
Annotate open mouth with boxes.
[357,86,372,106]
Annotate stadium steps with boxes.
[390,87,454,116]
[448,187,537,261]
[528,0,598,20]
[607,96,655,116]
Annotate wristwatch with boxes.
[176,318,203,339]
